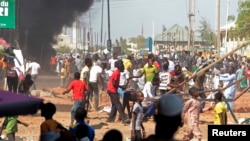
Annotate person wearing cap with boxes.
[143,94,183,141]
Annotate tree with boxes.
[129,35,146,49]
[119,37,131,55]
[114,37,131,55]
[236,0,250,39]
[56,46,71,53]
[198,17,214,46]
[228,15,235,22]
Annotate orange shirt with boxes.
[0,57,6,69]
[50,56,57,65]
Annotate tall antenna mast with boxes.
[187,0,195,55]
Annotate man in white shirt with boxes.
[26,58,41,90]
[89,63,103,111]
[196,52,202,68]
[74,55,82,71]
[108,53,118,71]
[118,69,130,103]
[168,59,175,72]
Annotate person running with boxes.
[0,116,28,141]
[63,72,88,126]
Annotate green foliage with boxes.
[198,17,214,45]
[236,0,250,39]
[56,46,71,53]
[228,15,235,22]
[129,35,146,49]
[114,37,131,55]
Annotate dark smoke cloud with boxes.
[18,0,93,69]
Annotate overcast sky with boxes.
[79,0,239,42]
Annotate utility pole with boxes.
[188,0,195,55]
[100,0,104,51]
[217,0,221,57]
[225,0,230,53]
[107,0,112,52]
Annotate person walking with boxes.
[26,58,41,90]
[106,60,130,124]
[63,72,88,126]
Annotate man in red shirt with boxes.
[63,72,88,126]
[50,55,57,73]
[106,60,130,124]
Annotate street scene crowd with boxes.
[1,47,250,141]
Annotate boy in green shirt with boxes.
[0,116,28,140]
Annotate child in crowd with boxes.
[40,102,75,141]
[182,87,211,141]
[75,124,90,141]
[70,107,95,141]
[213,91,227,125]
[40,102,60,135]
[0,116,28,141]
[130,91,145,141]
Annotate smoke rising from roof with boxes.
[18,0,93,68]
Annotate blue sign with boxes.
[148,37,152,52]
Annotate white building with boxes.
[220,22,250,57]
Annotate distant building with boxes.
[52,34,71,49]
[220,22,250,57]
[153,24,203,54]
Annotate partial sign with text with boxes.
[208,125,250,140]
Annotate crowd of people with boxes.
[0,50,250,141]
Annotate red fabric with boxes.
[169,70,175,75]
[246,69,250,79]
[50,56,57,65]
[154,61,160,71]
[67,80,88,100]
[107,69,120,93]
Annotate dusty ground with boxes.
[1,72,250,141]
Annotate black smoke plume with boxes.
[14,0,93,69]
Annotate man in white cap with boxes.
[143,95,183,141]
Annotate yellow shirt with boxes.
[60,68,66,78]
[123,59,132,70]
[214,102,227,125]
